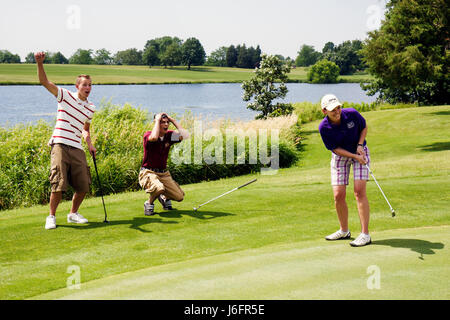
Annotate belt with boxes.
[141,167,167,173]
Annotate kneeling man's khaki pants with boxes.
[138,168,184,201]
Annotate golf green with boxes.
[32,226,449,300]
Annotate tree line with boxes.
[295,40,365,75]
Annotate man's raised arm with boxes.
[35,52,58,97]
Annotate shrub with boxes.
[307,59,340,83]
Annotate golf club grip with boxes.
[237,179,257,189]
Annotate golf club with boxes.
[92,154,109,223]
[365,164,396,217]
[193,179,257,211]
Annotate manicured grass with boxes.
[0,106,448,299]
[0,63,372,85]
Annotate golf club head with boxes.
[193,207,198,212]
[391,210,396,217]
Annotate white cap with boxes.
[321,94,342,111]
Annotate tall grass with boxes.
[0,102,300,210]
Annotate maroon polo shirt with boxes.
[141,130,180,169]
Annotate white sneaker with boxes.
[325,229,351,241]
[67,212,88,224]
[45,215,56,230]
[350,233,372,247]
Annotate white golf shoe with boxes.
[45,215,57,230]
[325,229,351,241]
[350,233,372,247]
[67,212,88,224]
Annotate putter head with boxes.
[391,210,396,217]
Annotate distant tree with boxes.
[205,46,228,67]
[51,52,69,64]
[253,45,262,68]
[242,54,293,119]
[69,49,94,64]
[295,45,321,67]
[236,44,252,68]
[361,0,449,105]
[25,52,36,63]
[142,45,160,67]
[181,37,206,69]
[226,45,238,67]
[322,42,335,54]
[0,50,21,63]
[143,36,183,67]
[307,59,340,83]
[325,40,365,75]
[94,48,113,65]
[160,43,182,67]
[114,48,143,65]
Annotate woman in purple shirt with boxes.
[318,94,372,247]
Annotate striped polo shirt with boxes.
[48,87,96,150]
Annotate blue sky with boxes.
[1,0,386,60]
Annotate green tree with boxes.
[25,52,36,63]
[143,36,183,67]
[69,49,94,64]
[236,44,251,68]
[226,45,238,67]
[51,52,69,64]
[361,0,449,104]
[181,37,206,70]
[114,48,143,65]
[160,43,182,67]
[242,54,293,119]
[0,50,21,63]
[324,40,365,75]
[142,45,159,67]
[307,59,340,83]
[205,46,228,67]
[295,45,321,67]
[94,48,113,65]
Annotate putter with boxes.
[365,164,396,217]
[193,179,257,211]
[92,154,109,223]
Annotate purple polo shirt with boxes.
[318,108,366,154]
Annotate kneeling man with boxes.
[139,113,189,215]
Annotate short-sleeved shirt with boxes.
[48,87,95,150]
[318,108,366,154]
[141,130,181,169]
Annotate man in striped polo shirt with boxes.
[35,52,97,230]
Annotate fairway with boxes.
[0,106,449,300]
[0,63,371,85]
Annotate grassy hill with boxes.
[0,106,448,299]
[0,63,373,85]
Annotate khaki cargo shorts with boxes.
[138,168,184,201]
[49,144,92,193]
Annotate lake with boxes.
[0,83,376,127]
